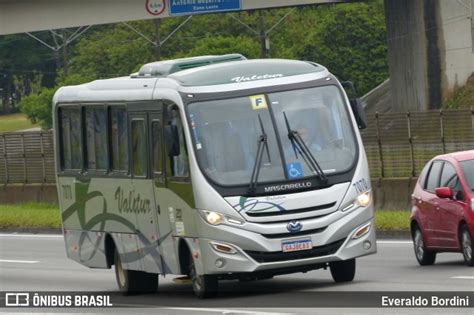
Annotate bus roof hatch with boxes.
[133,54,246,78]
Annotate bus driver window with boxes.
[165,105,189,178]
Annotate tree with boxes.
[0,34,56,113]
[20,73,95,129]
[67,24,154,79]
[296,2,388,96]
[16,1,389,127]
[185,35,260,59]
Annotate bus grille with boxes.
[245,202,337,217]
[244,238,345,263]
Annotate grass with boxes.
[0,113,38,133]
[0,203,60,229]
[443,75,474,109]
[375,210,410,231]
[0,203,411,231]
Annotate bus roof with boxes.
[167,59,326,87]
[54,57,331,105]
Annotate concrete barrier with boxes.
[2,179,417,210]
[0,184,58,204]
[372,178,417,211]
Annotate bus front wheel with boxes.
[189,255,218,299]
[114,249,158,295]
[329,258,356,282]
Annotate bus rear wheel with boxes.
[114,249,158,295]
[329,258,356,282]
[189,255,218,299]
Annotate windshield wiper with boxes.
[248,114,271,195]
[283,112,328,184]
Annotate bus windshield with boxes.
[187,85,357,187]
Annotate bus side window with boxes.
[131,119,147,177]
[151,120,163,174]
[109,107,129,172]
[85,107,107,171]
[166,105,189,179]
[59,107,82,171]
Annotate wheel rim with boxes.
[462,230,472,261]
[116,256,126,288]
[190,259,202,292]
[414,230,425,261]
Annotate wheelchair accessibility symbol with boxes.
[287,162,303,179]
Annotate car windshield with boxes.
[187,85,357,187]
[460,160,474,192]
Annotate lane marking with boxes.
[0,259,39,264]
[115,306,291,314]
[377,240,412,244]
[451,276,474,280]
[0,233,62,238]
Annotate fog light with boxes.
[210,242,238,254]
[363,241,371,250]
[353,223,371,239]
[215,258,226,268]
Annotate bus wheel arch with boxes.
[104,234,116,268]
[178,238,191,275]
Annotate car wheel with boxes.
[413,228,436,266]
[114,249,158,295]
[329,258,356,282]
[189,255,218,299]
[460,226,474,267]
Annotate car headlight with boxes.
[356,191,372,207]
[471,198,474,211]
[199,210,244,226]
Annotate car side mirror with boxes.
[165,124,180,157]
[435,187,453,199]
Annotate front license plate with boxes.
[281,238,312,252]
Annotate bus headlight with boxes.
[204,211,223,225]
[356,191,371,208]
[198,210,245,226]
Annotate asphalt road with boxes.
[0,233,473,314]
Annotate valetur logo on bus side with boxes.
[115,187,151,214]
[231,74,283,83]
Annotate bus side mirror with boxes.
[350,98,367,130]
[165,124,180,156]
[340,81,367,130]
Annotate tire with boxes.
[114,249,158,295]
[329,258,356,283]
[460,226,474,267]
[413,227,436,266]
[189,255,218,299]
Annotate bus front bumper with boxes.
[193,206,377,275]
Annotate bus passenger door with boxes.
[129,112,162,274]
[149,112,179,274]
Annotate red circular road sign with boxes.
[146,0,166,16]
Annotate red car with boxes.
[410,150,474,266]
